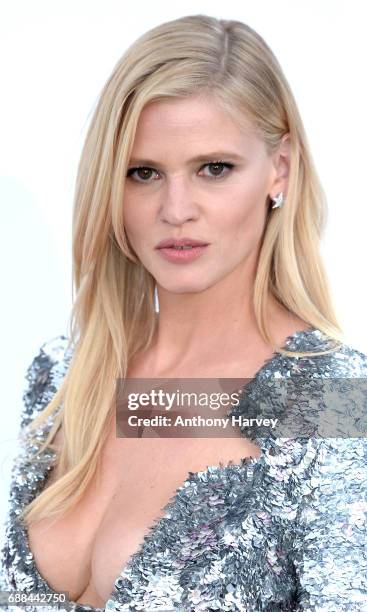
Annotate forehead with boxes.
[131,95,259,153]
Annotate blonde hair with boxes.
[21,14,344,525]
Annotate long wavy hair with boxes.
[21,14,343,525]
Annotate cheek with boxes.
[217,187,268,248]
[122,199,147,245]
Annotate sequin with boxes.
[1,328,367,611]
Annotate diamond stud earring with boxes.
[271,192,284,209]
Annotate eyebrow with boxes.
[128,151,246,166]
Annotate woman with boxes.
[1,13,366,612]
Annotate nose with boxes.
[158,175,200,225]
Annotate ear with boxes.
[268,133,291,198]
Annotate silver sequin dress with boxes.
[1,327,367,611]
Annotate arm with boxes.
[20,335,70,431]
[0,335,71,597]
[291,438,367,611]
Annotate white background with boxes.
[1,0,366,534]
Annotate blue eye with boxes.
[126,161,235,183]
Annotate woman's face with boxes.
[123,94,289,294]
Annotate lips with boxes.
[156,237,209,249]
[157,243,209,263]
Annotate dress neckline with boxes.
[19,324,325,611]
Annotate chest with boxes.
[27,422,260,608]
[25,352,267,608]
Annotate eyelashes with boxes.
[126,161,235,183]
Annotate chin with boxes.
[156,277,213,294]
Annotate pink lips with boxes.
[155,237,209,249]
[157,245,209,263]
[155,237,210,264]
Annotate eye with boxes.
[199,161,235,179]
[126,167,159,182]
[126,161,235,183]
